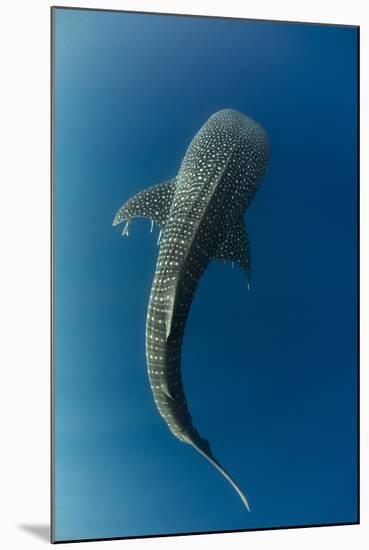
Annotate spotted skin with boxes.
[113,109,269,511]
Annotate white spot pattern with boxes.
[113,109,269,510]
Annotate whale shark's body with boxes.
[113,109,269,511]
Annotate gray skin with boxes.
[113,109,269,512]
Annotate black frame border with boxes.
[50,5,360,544]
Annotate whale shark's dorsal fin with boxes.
[113,178,176,231]
[161,380,174,400]
[164,285,176,340]
[214,218,251,282]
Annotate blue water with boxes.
[53,8,358,542]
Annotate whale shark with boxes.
[113,109,269,512]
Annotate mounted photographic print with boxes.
[51,6,359,543]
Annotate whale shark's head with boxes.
[177,108,269,216]
[208,109,269,202]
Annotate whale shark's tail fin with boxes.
[185,435,251,512]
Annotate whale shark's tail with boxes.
[184,435,251,512]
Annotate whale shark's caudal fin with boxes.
[113,178,176,232]
[187,437,251,512]
[214,217,251,285]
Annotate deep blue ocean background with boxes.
[53,8,358,542]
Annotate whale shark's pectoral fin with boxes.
[214,218,251,282]
[113,178,176,233]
